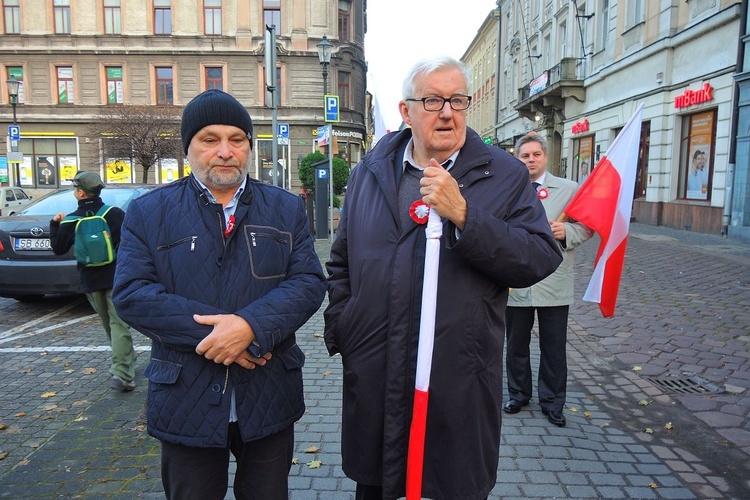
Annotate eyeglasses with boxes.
[405,95,472,112]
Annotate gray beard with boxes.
[194,165,248,189]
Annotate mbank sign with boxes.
[674,83,713,109]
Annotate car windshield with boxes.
[17,188,151,216]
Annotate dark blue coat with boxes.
[324,128,562,499]
[113,175,325,447]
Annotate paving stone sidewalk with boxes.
[571,223,750,464]
[0,225,749,498]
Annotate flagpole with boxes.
[406,207,442,500]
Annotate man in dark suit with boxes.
[504,133,593,427]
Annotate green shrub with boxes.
[298,152,350,205]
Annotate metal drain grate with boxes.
[645,374,725,395]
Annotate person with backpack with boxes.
[50,170,137,392]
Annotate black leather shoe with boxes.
[542,409,566,427]
[503,400,528,414]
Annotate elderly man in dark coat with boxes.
[324,56,563,500]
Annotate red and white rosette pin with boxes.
[409,200,430,224]
[537,188,549,200]
[224,214,236,237]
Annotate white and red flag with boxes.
[564,103,644,317]
[406,207,442,500]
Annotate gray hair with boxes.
[514,133,548,156]
[402,56,472,99]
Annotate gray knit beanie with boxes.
[180,89,254,154]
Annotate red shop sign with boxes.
[572,119,589,134]
[674,83,714,109]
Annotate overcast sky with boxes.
[363,0,496,135]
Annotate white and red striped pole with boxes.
[406,207,442,500]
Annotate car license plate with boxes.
[14,238,52,251]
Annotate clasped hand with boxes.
[194,313,272,370]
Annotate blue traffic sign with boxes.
[8,125,20,141]
[317,168,328,179]
[278,123,289,138]
[325,95,340,123]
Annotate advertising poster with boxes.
[9,67,25,103]
[107,67,124,104]
[19,157,33,187]
[685,111,713,200]
[106,159,132,183]
[59,156,77,184]
[0,156,8,184]
[576,136,593,185]
[36,156,57,186]
[57,67,74,103]
[317,125,330,147]
[160,158,179,184]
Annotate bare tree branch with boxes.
[88,105,182,183]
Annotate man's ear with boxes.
[399,101,412,126]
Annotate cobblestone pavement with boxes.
[0,223,749,498]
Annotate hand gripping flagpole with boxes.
[406,207,442,500]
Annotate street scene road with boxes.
[0,222,749,499]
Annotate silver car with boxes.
[0,185,152,300]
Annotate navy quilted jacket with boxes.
[112,175,325,447]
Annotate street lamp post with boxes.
[6,77,21,187]
[316,34,334,241]
[317,35,332,94]
[6,77,19,125]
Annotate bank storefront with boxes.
[561,75,732,235]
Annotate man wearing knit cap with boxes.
[113,89,325,500]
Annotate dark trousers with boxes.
[356,483,383,500]
[356,483,488,500]
[505,305,569,411]
[161,423,294,500]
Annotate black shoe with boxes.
[503,399,528,414]
[542,409,566,427]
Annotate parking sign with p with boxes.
[325,95,339,123]
[8,125,20,141]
